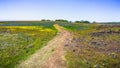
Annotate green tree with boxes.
[75,20,90,23]
[55,19,69,22]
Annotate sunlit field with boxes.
[0,0,120,68]
[0,26,57,68]
[0,21,120,68]
[64,23,120,68]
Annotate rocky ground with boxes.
[65,24,120,68]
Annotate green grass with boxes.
[0,26,57,68]
[0,22,120,68]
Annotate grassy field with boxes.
[64,23,120,68]
[0,21,120,68]
[0,26,57,68]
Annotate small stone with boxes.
[93,64,99,68]
[102,63,105,66]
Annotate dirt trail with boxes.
[17,24,72,68]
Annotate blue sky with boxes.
[0,0,120,22]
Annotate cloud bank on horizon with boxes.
[0,0,120,22]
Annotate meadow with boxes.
[0,21,120,68]
[0,24,57,68]
[64,23,120,68]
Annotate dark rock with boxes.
[65,44,69,46]
[73,50,76,52]
[91,42,97,45]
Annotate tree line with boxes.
[40,19,90,23]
